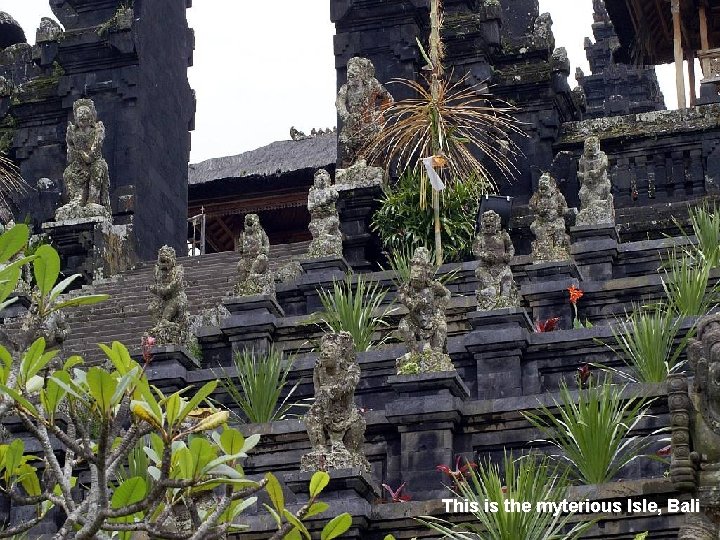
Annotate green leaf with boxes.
[177,380,217,424]
[110,367,139,408]
[0,224,29,263]
[0,344,12,385]
[17,464,41,497]
[309,470,330,498]
[41,370,70,419]
[52,294,109,312]
[220,428,244,455]
[321,513,352,540]
[282,510,311,540]
[0,383,38,416]
[265,472,284,512]
[4,439,24,483]
[33,244,61,296]
[111,476,147,509]
[19,338,45,385]
[165,392,182,428]
[0,266,20,304]
[49,274,81,303]
[63,356,84,370]
[87,367,117,414]
[284,529,303,540]
[263,503,282,529]
[306,501,329,518]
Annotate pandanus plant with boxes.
[364,0,522,265]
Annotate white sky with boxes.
[0,0,694,164]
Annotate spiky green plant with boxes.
[662,249,719,316]
[315,274,392,351]
[608,304,686,383]
[0,154,28,220]
[220,346,299,424]
[420,452,592,540]
[523,380,653,485]
[688,203,720,267]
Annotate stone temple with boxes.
[2,0,720,537]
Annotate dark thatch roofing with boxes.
[188,132,337,186]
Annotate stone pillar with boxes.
[221,295,284,357]
[337,183,383,271]
[386,372,469,499]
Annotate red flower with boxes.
[381,482,411,502]
[534,317,560,333]
[437,456,477,483]
[141,335,156,364]
[577,364,592,389]
[567,285,584,305]
[656,445,672,457]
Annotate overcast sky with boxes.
[0,0,690,165]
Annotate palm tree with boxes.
[365,0,521,264]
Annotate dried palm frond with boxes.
[363,74,523,193]
[0,154,27,220]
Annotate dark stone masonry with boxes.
[1,0,720,538]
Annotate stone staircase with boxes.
[61,241,310,363]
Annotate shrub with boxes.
[316,274,392,351]
[420,452,591,540]
[220,346,300,424]
[372,169,482,263]
[609,304,686,383]
[523,380,653,485]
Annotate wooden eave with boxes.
[606,0,720,64]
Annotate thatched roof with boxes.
[188,132,337,186]
[605,0,720,65]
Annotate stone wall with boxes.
[0,0,195,260]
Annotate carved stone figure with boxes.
[396,248,454,373]
[335,159,384,189]
[336,57,393,167]
[529,173,571,263]
[55,98,112,221]
[576,136,615,226]
[473,210,519,311]
[301,332,369,472]
[234,214,274,297]
[149,246,190,346]
[307,169,343,259]
[669,314,720,539]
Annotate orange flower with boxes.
[567,285,584,305]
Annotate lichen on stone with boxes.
[307,169,343,259]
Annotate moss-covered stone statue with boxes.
[55,98,112,222]
[669,314,720,539]
[336,56,393,167]
[148,246,190,346]
[396,247,454,374]
[529,173,571,263]
[577,136,615,226]
[474,210,519,311]
[307,169,343,259]
[234,213,274,298]
[301,332,370,472]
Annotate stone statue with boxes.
[473,210,519,311]
[301,332,369,472]
[234,214,274,297]
[336,57,393,167]
[148,246,190,346]
[307,169,343,259]
[576,136,615,226]
[55,98,111,221]
[669,314,720,539]
[396,247,454,374]
[529,173,571,263]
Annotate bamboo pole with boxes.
[430,0,444,266]
[672,0,687,108]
